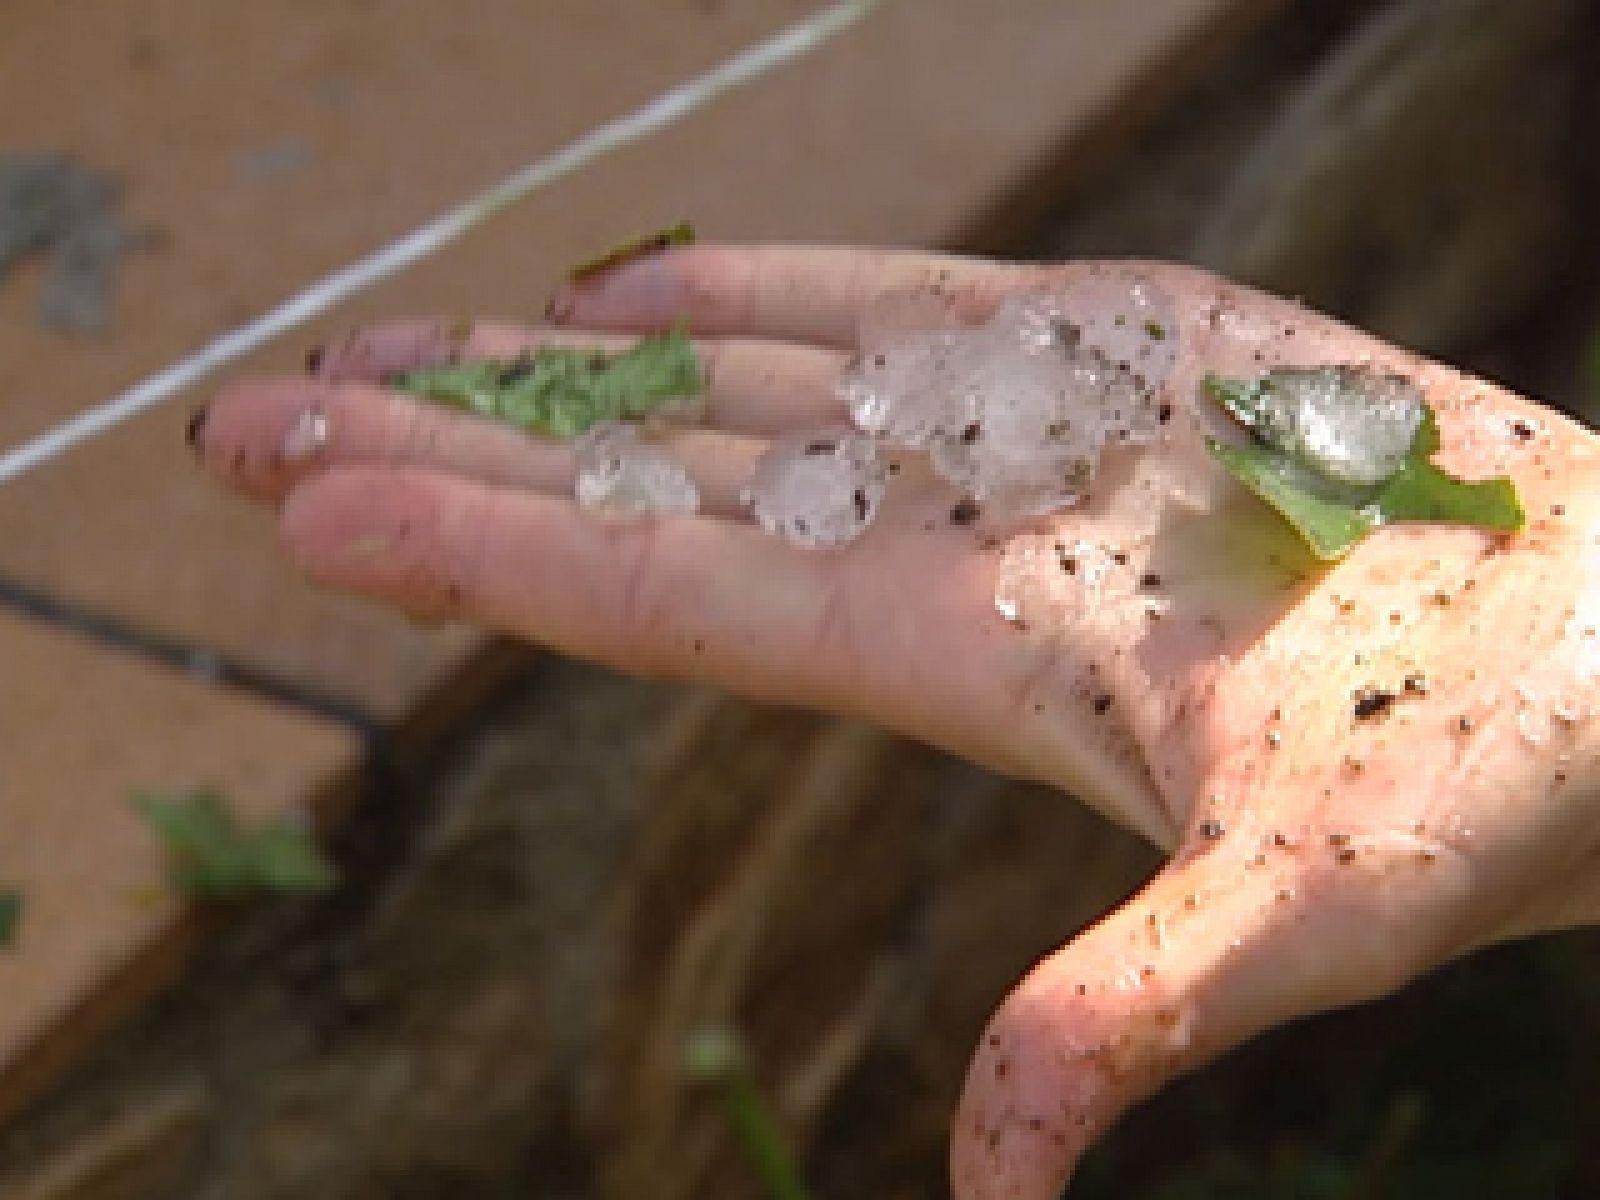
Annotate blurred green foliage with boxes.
[135,789,338,898]
[0,888,21,947]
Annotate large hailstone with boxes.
[839,272,1180,518]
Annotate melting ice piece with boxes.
[843,272,1181,519]
[742,429,886,546]
[926,331,1107,517]
[993,535,1128,628]
[1245,366,1423,486]
[573,422,699,520]
[841,328,979,447]
[927,283,1178,516]
[1011,275,1180,445]
[1045,273,1180,398]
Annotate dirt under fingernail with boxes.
[185,406,209,454]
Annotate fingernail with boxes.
[185,406,209,454]
[305,344,325,375]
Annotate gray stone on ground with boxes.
[0,153,138,334]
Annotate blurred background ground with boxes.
[3,1,1600,1197]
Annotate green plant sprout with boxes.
[134,789,338,898]
[0,888,22,948]
[391,324,705,440]
[1205,371,1524,561]
[684,1026,814,1200]
[568,220,695,282]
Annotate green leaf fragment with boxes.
[1205,372,1525,561]
[134,789,338,898]
[392,325,705,439]
[0,888,22,948]
[1207,437,1375,561]
[684,1027,813,1200]
[1205,373,1269,427]
[568,221,696,282]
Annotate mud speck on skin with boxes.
[1352,686,1397,721]
[950,497,982,525]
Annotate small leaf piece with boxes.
[1205,371,1524,561]
[684,1026,813,1200]
[1362,410,1525,532]
[0,889,22,948]
[392,325,705,440]
[568,221,696,283]
[134,789,338,898]
[1207,438,1374,560]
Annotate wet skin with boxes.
[198,245,1600,1200]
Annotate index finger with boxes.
[544,243,1042,351]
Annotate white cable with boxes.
[0,0,878,484]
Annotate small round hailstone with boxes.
[742,430,887,546]
[1247,366,1424,486]
[573,422,699,520]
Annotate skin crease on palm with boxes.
[198,245,1600,1199]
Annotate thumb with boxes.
[948,821,1469,1199]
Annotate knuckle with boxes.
[682,244,758,328]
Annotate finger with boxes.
[201,378,765,516]
[311,318,849,435]
[950,823,1474,1199]
[544,243,1044,350]
[278,464,897,707]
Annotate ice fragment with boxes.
[993,536,1127,629]
[841,329,975,446]
[742,430,886,546]
[1243,366,1423,486]
[841,273,1180,519]
[573,422,699,520]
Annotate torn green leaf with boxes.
[392,325,705,439]
[0,888,21,948]
[134,789,338,899]
[1205,371,1524,561]
[568,221,695,283]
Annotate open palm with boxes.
[201,246,1600,1199]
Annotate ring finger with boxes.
[199,376,769,517]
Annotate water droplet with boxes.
[993,536,1127,629]
[282,408,330,463]
[1243,366,1423,485]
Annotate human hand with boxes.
[196,245,1600,1199]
